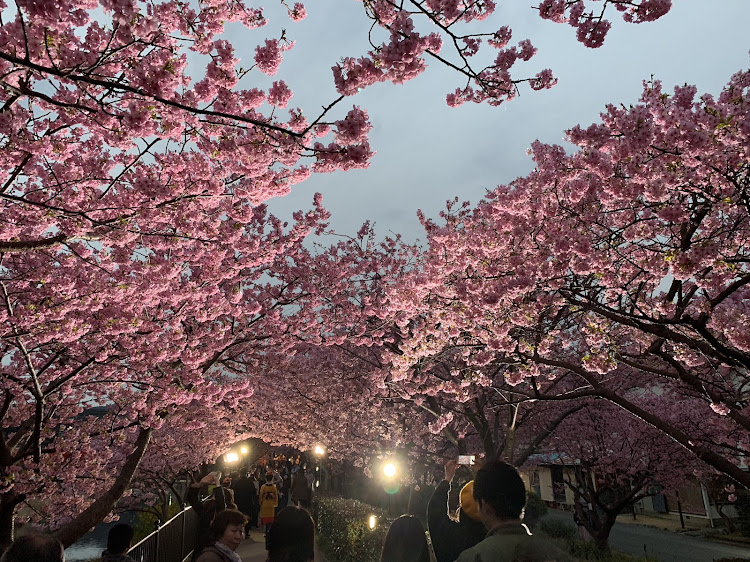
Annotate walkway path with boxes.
[545,510,750,561]
[236,529,329,562]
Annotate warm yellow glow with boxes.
[225,452,239,463]
[314,445,325,456]
[240,446,248,455]
[368,515,377,529]
[383,462,397,478]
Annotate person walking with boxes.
[231,471,255,536]
[290,466,312,509]
[280,461,293,510]
[259,472,279,550]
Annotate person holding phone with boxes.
[458,455,475,466]
[427,458,486,562]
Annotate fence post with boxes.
[154,519,161,562]
[180,504,187,560]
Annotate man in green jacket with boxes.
[454,461,573,562]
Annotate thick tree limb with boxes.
[52,427,152,548]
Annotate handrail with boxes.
[128,502,198,562]
[128,504,193,552]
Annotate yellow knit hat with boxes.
[459,480,481,522]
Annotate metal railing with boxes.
[128,505,198,562]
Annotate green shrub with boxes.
[523,492,548,530]
[538,517,578,542]
[312,495,395,562]
[131,503,183,545]
[568,538,607,560]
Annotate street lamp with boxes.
[225,451,239,463]
[240,445,248,455]
[383,462,397,478]
[368,515,377,529]
[314,445,326,490]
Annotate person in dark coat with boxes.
[231,471,256,535]
[290,466,312,509]
[426,459,486,562]
[280,461,293,510]
[190,483,237,560]
[248,470,261,528]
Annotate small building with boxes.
[522,460,737,527]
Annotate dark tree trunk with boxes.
[53,428,152,548]
[588,511,616,554]
[0,491,25,552]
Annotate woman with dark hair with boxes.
[380,515,431,562]
[195,509,248,562]
[266,506,315,562]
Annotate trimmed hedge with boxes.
[312,495,395,562]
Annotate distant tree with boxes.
[540,402,704,552]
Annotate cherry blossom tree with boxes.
[119,402,255,523]
[364,349,585,466]
[349,0,672,106]
[379,65,750,487]
[539,401,705,552]
[0,0,677,547]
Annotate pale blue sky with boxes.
[216,1,750,244]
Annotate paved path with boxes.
[236,529,329,562]
[545,510,750,561]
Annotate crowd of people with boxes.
[0,457,573,562]
[183,456,573,562]
[187,454,318,561]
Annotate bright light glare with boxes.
[369,515,377,529]
[314,445,325,456]
[225,452,239,463]
[240,446,248,455]
[383,462,397,478]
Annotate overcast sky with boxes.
[218,1,750,244]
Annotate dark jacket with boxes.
[194,545,236,562]
[232,476,255,514]
[427,480,486,562]
[290,472,312,503]
[454,522,574,561]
